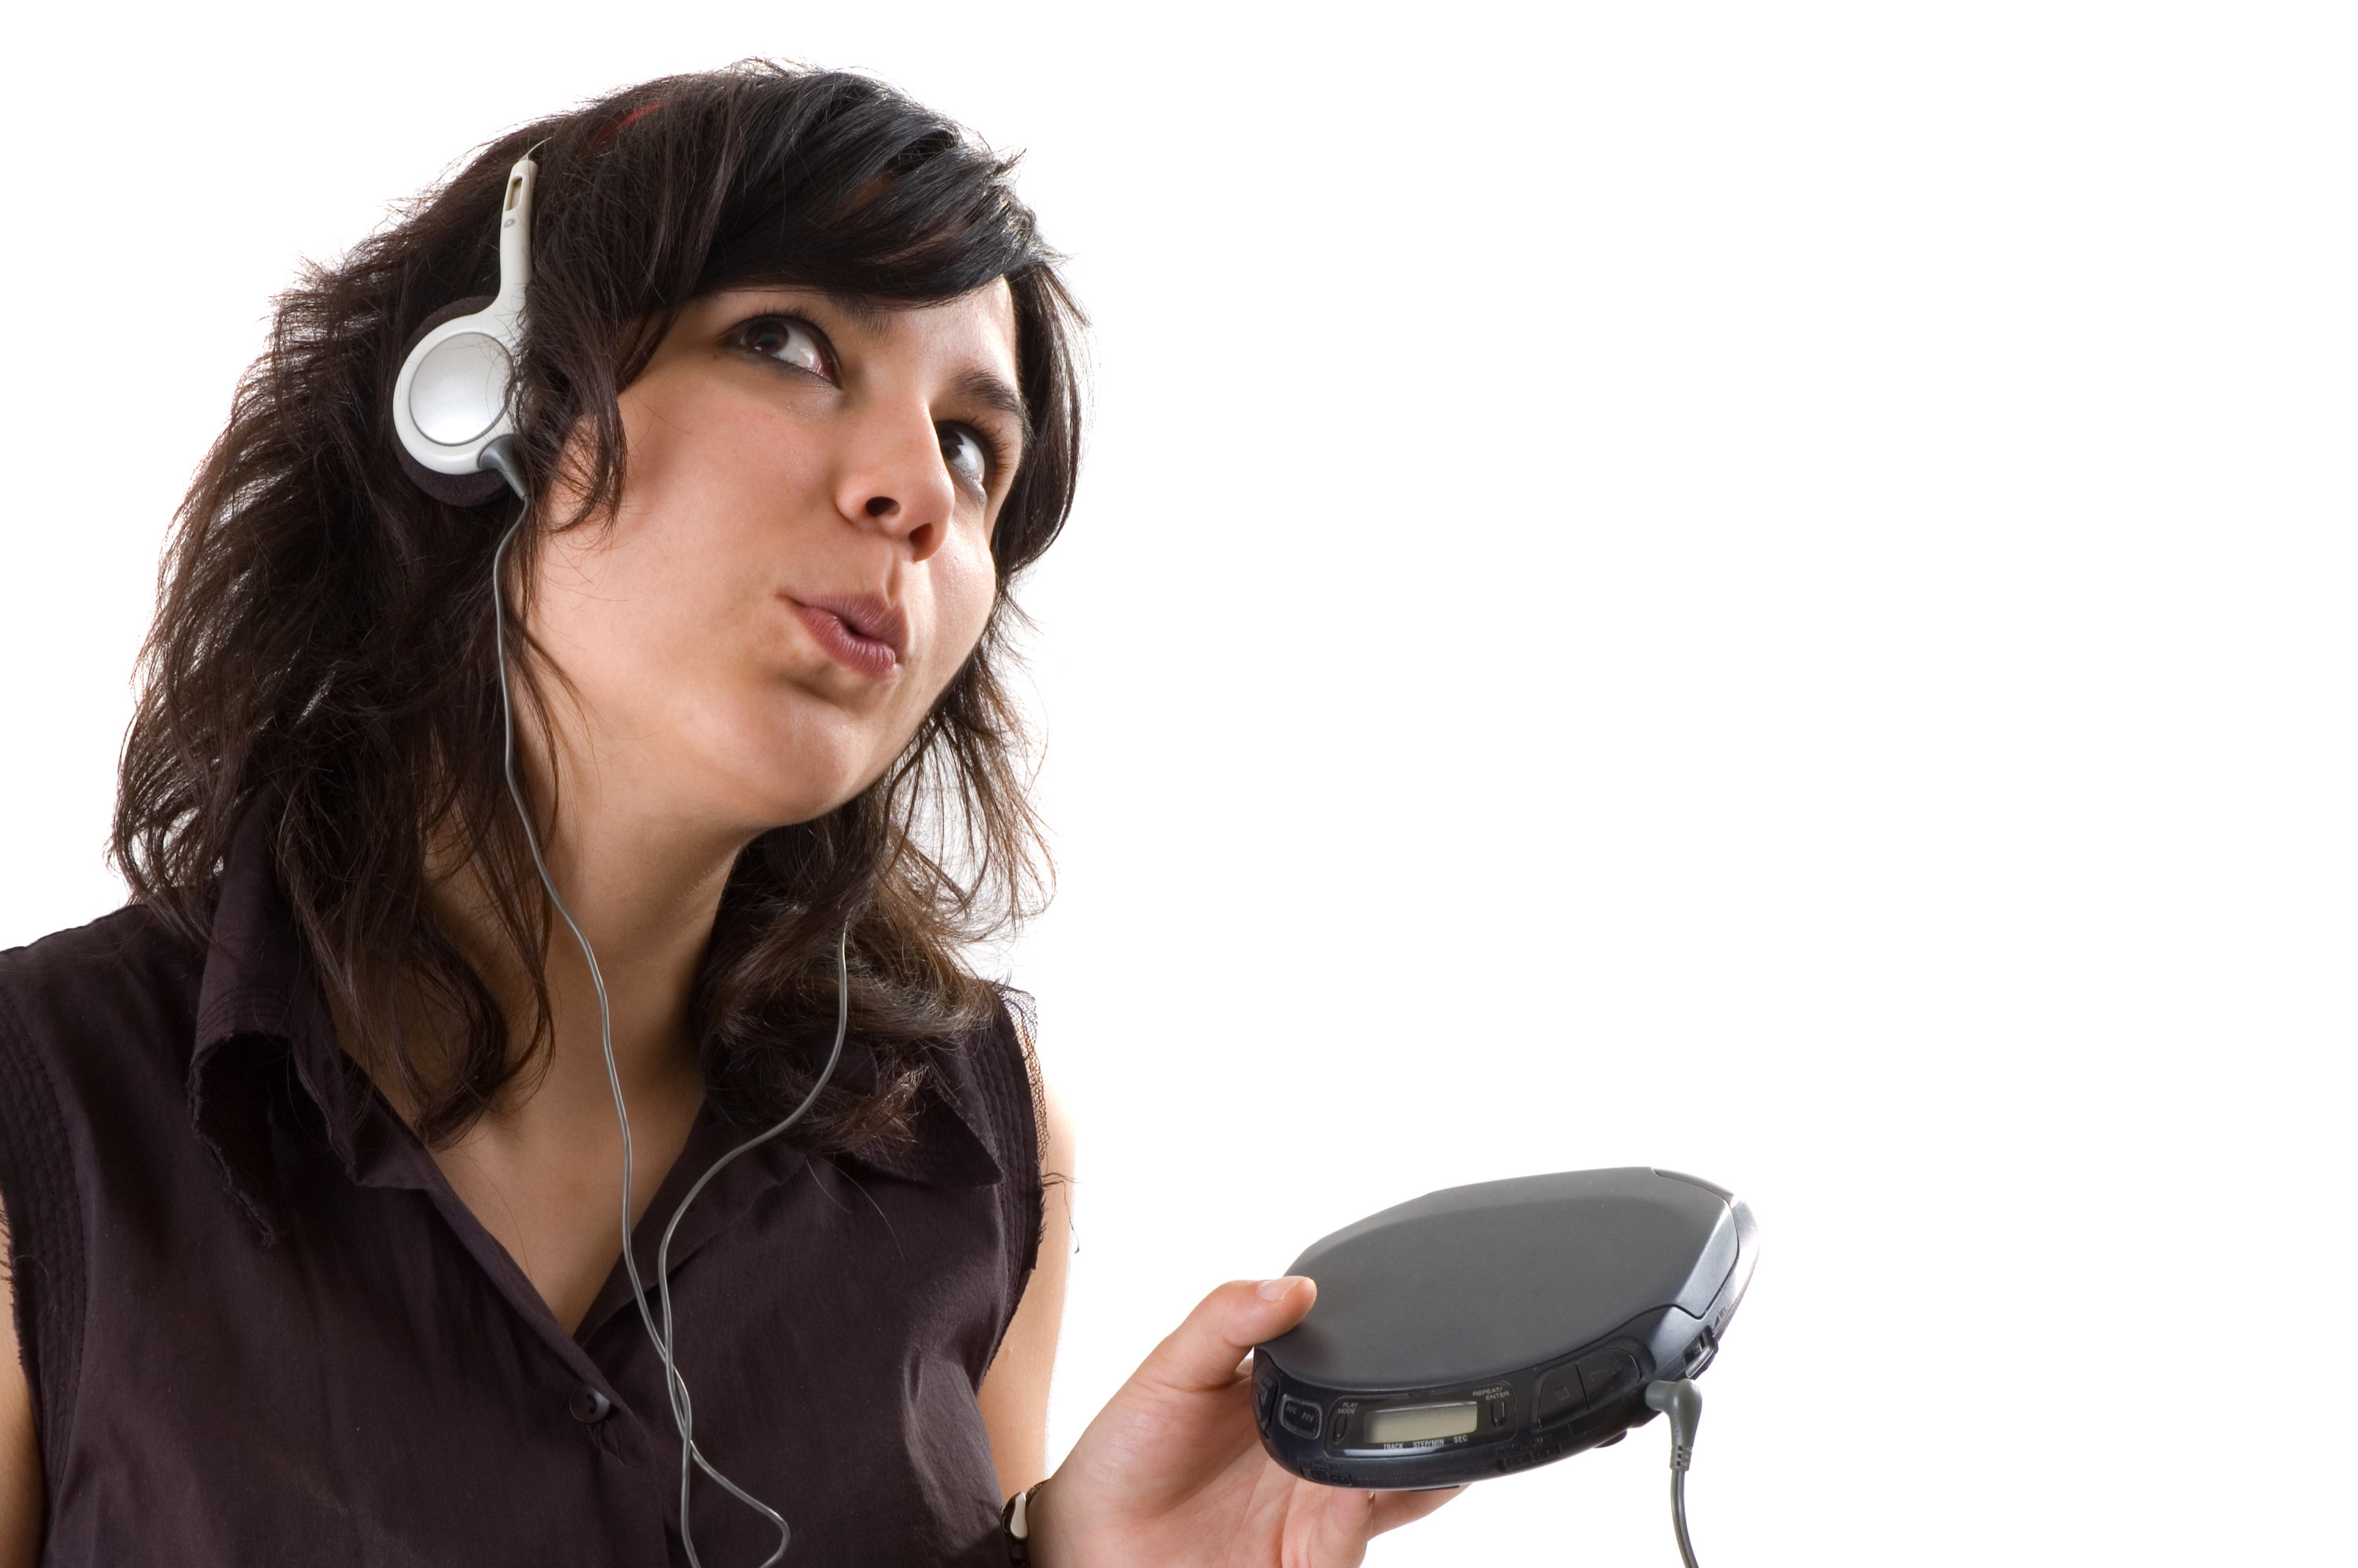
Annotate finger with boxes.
[1368,1484,1465,1536]
[1134,1277,1317,1396]
[1299,1482,1463,1566]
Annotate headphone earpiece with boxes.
[391,156,538,504]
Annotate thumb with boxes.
[1137,1276,1318,1396]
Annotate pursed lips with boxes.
[785,593,907,681]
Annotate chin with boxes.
[685,704,902,835]
[727,759,883,835]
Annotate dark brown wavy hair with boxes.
[115,62,1082,1151]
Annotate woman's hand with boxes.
[1029,1277,1460,1567]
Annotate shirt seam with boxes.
[0,966,90,1493]
[983,990,1044,1363]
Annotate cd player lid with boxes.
[1259,1167,1741,1392]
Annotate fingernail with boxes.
[1257,1276,1307,1301]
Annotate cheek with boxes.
[624,380,821,520]
[931,533,999,674]
[536,417,790,697]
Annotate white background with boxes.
[4,4,2352,1563]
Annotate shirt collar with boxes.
[186,795,1005,1243]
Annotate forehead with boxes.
[855,278,1017,374]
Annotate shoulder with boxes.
[0,902,204,1019]
[997,990,1073,1193]
[927,986,1044,1188]
[0,902,205,1241]
[0,903,209,1257]
[997,986,1046,1159]
[0,904,204,1092]
[0,906,195,1507]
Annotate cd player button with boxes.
[1577,1350,1642,1405]
[1489,1396,1510,1427]
[1534,1366,1581,1421]
[1279,1396,1323,1440]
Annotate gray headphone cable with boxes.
[1644,1379,1705,1568]
[492,509,846,1566]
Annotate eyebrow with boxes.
[823,291,895,334]
[813,290,1030,443]
[954,367,1032,446]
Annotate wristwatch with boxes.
[1001,1482,1041,1565]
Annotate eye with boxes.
[940,425,990,493]
[740,315,829,377]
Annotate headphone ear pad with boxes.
[393,295,512,506]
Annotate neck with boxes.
[429,755,755,1125]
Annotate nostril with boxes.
[864,495,896,519]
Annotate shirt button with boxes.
[569,1385,613,1423]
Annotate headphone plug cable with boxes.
[1644,1378,1705,1568]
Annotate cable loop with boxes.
[494,514,845,1567]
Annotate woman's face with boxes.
[529,281,1023,841]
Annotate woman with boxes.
[0,63,1453,1566]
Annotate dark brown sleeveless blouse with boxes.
[0,812,1042,1566]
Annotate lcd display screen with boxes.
[1364,1402,1479,1445]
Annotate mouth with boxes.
[786,593,907,681]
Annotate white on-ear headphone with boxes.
[391,156,537,486]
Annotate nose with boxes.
[836,405,957,562]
